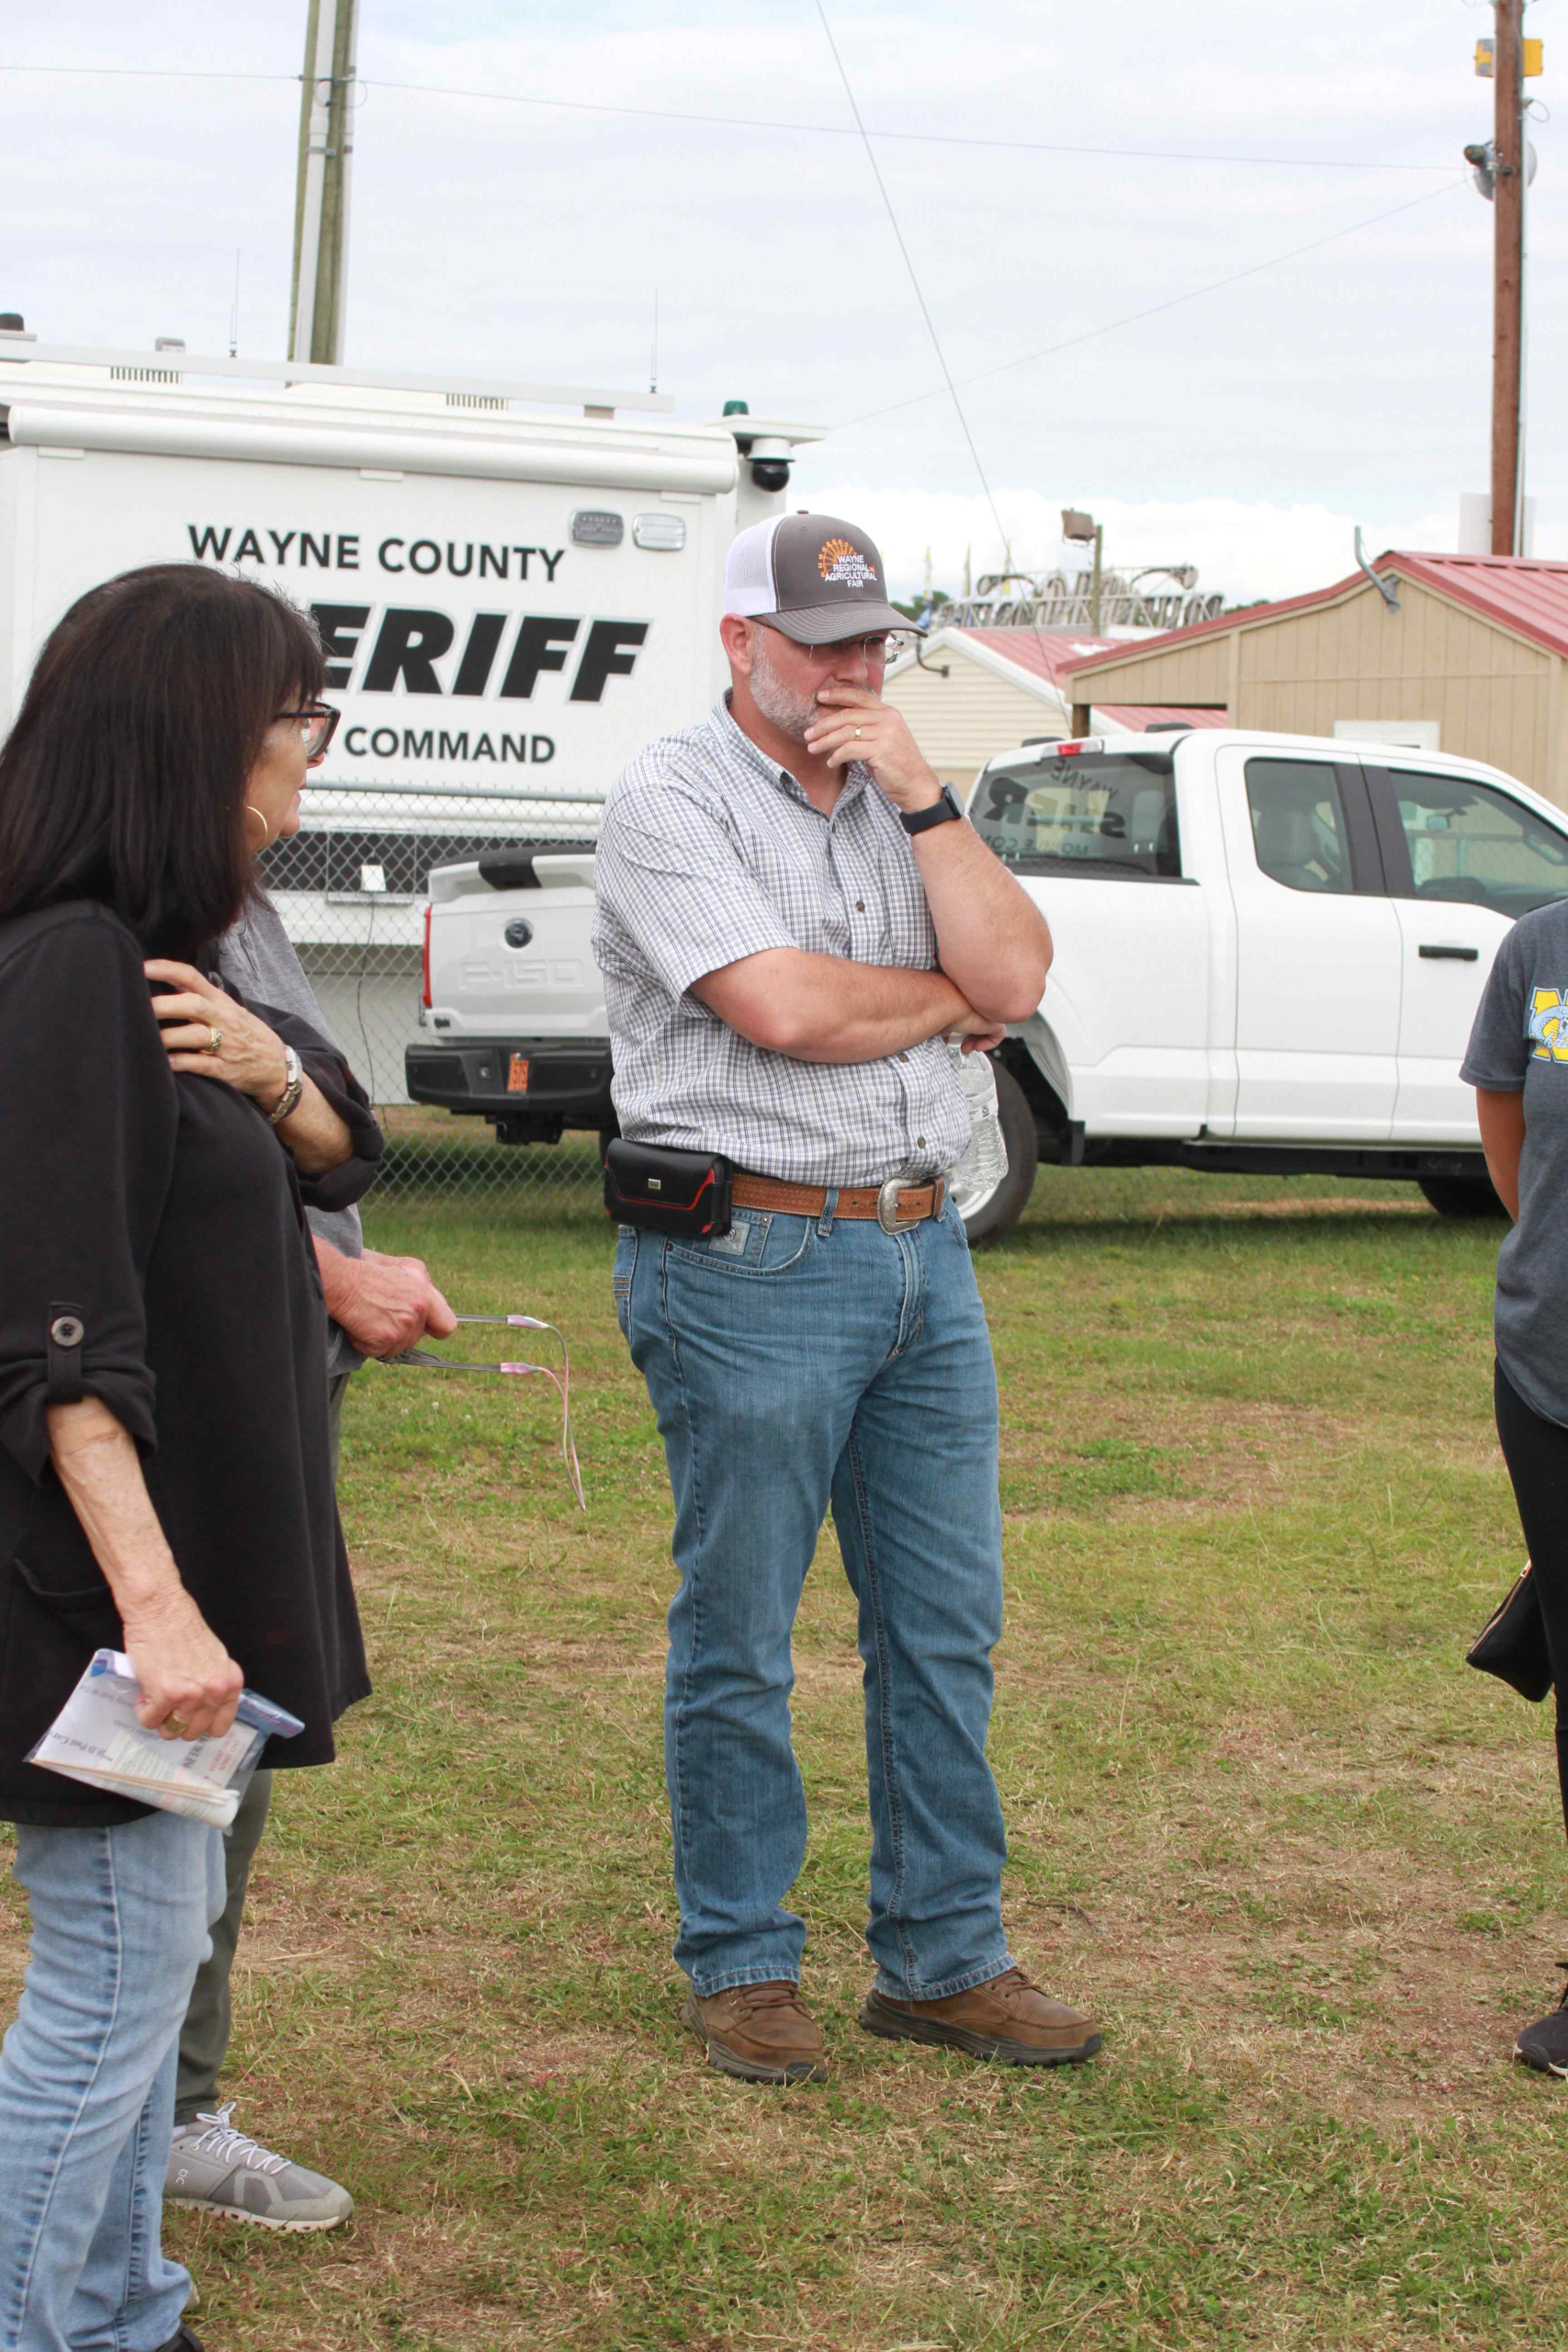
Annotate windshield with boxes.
[969,751,1180,877]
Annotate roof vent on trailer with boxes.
[112,337,185,386]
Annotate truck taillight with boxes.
[421,903,433,1009]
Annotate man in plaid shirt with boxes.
[595,511,1100,2084]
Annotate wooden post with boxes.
[1491,0,1526,556]
[288,0,361,367]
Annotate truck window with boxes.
[1382,770,1568,917]
[970,752,1179,878]
[1244,759,1354,895]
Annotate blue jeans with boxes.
[0,1809,225,2352]
[615,1195,1013,2000]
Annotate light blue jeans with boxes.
[0,1808,225,2352]
[615,1195,1013,2001]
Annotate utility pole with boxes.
[1490,0,1526,556]
[288,0,361,366]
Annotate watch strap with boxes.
[900,784,964,836]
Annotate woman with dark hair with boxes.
[0,562,379,2351]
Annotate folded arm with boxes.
[144,958,355,1174]
[693,949,999,1063]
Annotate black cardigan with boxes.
[0,900,378,1826]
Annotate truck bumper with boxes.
[404,1039,615,1145]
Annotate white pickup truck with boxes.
[408,726,1568,1238]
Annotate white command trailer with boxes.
[0,327,821,1102]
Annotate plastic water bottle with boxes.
[947,1043,1009,1193]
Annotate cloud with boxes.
[0,0,1552,559]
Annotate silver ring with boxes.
[854,726,863,739]
[205,1025,222,1056]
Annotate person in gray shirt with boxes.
[160,886,456,2230]
[1462,897,1568,2079]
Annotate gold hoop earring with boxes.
[244,804,271,846]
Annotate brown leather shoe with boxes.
[682,1981,829,2084]
[859,1965,1101,2067]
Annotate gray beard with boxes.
[749,631,819,742]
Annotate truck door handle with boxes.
[1418,944,1479,962]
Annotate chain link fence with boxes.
[259,781,606,1200]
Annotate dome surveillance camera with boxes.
[747,435,792,494]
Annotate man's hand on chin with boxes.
[803,683,943,816]
[313,1238,458,1356]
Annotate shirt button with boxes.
[917,1136,926,1148]
[855,900,865,911]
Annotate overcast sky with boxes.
[3,0,1556,603]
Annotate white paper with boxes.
[28,1652,271,1825]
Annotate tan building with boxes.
[1060,551,1568,809]
[885,626,1220,797]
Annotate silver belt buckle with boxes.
[876,1174,922,1234]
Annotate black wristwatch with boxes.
[899,784,964,836]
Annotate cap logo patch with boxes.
[817,535,878,588]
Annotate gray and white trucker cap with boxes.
[722,512,917,644]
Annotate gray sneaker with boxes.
[164,2104,354,2232]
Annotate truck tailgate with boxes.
[426,889,604,1036]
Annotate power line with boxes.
[0,62,1460,172]
[841,175,1472,430]
[810,0,1013,569]
[2,64,293,85]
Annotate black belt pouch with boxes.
[604,1138,733,1238]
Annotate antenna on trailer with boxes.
[228,249,241,359]
[649,289,660,396]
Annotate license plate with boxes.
[507,1055,530,1093]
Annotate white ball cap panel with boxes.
[722,514,788,619]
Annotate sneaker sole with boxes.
[1513,2040,1568,2079]
[858,1989,1101,2067]
[680,1996,829,2086]
[163,2198,350,2232]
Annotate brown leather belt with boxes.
[732,1171,946,1232]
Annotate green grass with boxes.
[6,1165,1566,2349]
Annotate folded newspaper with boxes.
[28,1650,303,1826]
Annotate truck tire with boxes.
[953,1062,1039,1244]
[1417,1171,1507,1219]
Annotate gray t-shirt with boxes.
[217,892,365,1377]
[1460,900,1568,1426]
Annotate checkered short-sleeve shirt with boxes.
[592,696,971,1185]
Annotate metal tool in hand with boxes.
[378,1314,584,1511]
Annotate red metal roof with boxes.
[1096,703,1228,731]
[939,628,1227,732]
[957,628,1121,690]
[1061,553,1568,679]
